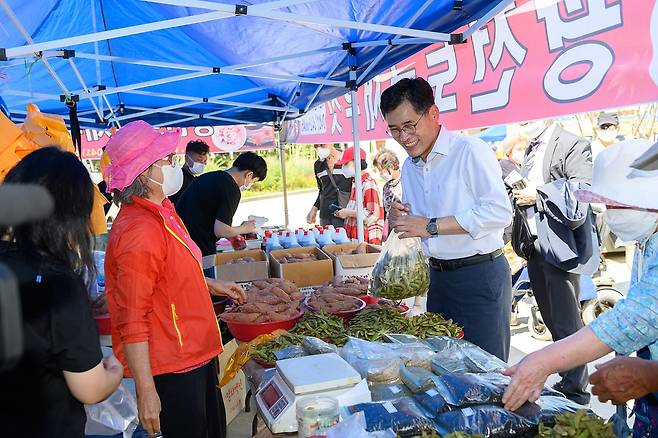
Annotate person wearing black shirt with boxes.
[0,147,123,438]
[169,139,210,205]
[306,144,353,227]
[176,151,268,257]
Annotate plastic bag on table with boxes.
[345,397,436,436]
[400,365,437,394]
[325,412,397,438]
[433,373,509,407]
[303,336,339,355]
[431,350,470,375]
[84,384,138,438]
[370,383,413,402]
[341,338,435,385]
[383,334,422,345]
[435,405,534,438]
[274,345,306,360]
[414,387,449,418]
[424,336,507,373]
[516,396,593,427]
[219,329,289,387]
[369,232,430,301]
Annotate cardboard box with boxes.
[203,249,269,283]
[269,247,334,287]
[322,243,381,277]
[218,339,247,425]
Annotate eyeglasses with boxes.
[599,124,617,130]
[387,109,428,138]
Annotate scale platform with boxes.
[256,353,371,434]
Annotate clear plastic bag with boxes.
[435,405,534,438]
[424,336,507,373]
[274,345,306,360]
[369,232,430,300]
[346,397,436,436]
[516,396,592,427]
[370,384,413,402]
[303,336,339,355]
[326,412,397,438]
[433,373,508,407]
[84,384,138,438]
[400,365,437,394]
[341,338,435,385]
[431,350,470,375]
[414,386,449,419]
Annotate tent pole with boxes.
[276,125,290,228]
[348,55,365,243]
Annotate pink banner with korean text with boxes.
[283,0,658,144]
[81,124,275,160]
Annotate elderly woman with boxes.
[102,121,245,438]
[373,148,403,222]
[502,139,658,437]
[334,147,385,245]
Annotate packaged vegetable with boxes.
[435,405,534,438]
[400,365,437,394]
[424,337,507,373]
[346,397,435,436]
[370,232,430,300]
[370,384,413,402]
[413,387,449,418]
[517,397,594,427]
[433,373,508,407]
[302,336,339,356]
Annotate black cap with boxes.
[631,142,658,171]
[597,112,619,128]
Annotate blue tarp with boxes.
[478,125,507,142]
[0,0,509,128]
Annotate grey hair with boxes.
[112,175,152,205]
[373,149,400,171]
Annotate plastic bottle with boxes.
[312,226,322,240]
[283,232,301,249]
[333,227,350,244]
[316,229,335,247]
[266,233,283,253]
[301,231,319,248]
[324,225,336,235]
[295,228,306,245]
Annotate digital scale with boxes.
[255,353,372,434]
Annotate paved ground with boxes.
[228,193,633,436]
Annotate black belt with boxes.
[429,249,503,272]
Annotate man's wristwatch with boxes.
[426,218,439,236]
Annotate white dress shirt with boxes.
[401,127,513,260]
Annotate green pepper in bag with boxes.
[370,232,430,300]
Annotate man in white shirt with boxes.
[513,118,593,405]
[383,77,514,361]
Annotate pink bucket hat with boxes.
[101,121,181,191]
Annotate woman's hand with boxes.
[206,278,246,304]
[502,352,551,411]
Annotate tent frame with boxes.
[0,0,512,238]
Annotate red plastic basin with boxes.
[219,308,304,342]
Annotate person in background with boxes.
[307,144,352,227]
[503,139,658,438]
[512,117,594,405]
[334,147,385,245]
[102,121,245,438]
[373,149,403,224]
[382,78,513,361]
[591,112,620,159]
[169,140,210,205]
[0,147,123,438]
[176,151,267,258]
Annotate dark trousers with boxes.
[320,216,345,228]
[427,254,512,361]
[527,251,591,405]
[153,359,226,438]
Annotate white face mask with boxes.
[511,150,526,164]
[317,148,330,160]
[342,164,356,179]
[240,173,255,192]
[150,163,184,197]
[597,129,618,144]
[521,121,547,139]
[603,209,658,243]
[189,161,205,175]
[380,171,393,181]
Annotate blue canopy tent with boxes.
[478,125,507,142]
[0,0,511,237]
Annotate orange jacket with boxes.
[106,196,222,377]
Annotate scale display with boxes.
[261,381,289,418]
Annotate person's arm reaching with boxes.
[124,342,161,438]
[214,219,255,239]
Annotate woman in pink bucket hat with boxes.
[502,139,658,437]
[101,121,246,438]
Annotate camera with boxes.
[328,203,342,214]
